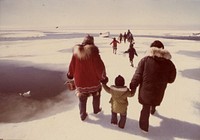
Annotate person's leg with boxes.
[111,111,118,125]
[130,60,133,67]
[79,95,88,121]
[92,91,101,114]
[118,113,127,129]
[129,57,134,67]
[139,105,151,132]
[151,105,156,115]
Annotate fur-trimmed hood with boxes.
[146,47,172,60]
[110,85,129,97]
[73,44,98,59]
[110,86,129,92]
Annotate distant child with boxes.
[102,75,135,129]
[124,42,138,67]
[110,37,120,54]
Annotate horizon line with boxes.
[0,24,200,31]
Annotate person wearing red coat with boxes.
[110,37,120,54]
[130,40,176,133]
[67,35,108,121]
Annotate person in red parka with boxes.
[67,35,108,121]
[129,40,176,133]
[110,37,120,54]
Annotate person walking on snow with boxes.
[110,37,120,54]
[127,33,134,43]
[102,75,135,129]
[67,35,108,121]
[119,33,123,43]
[124,42,138,67]
[129,40,176,133]
[123,32,127,43]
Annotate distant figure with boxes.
[110,37,120,54]
[129,40,176,133]
[67,35,108,121]
[102,75,135,129]
[123,32,127,43]
[127,33,134,43]
[124,42,138,67]
[119,33,123,43]
[126,29,131,38]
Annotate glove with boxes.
[67,73,73,79]
[129,82,136,91]
[76,92,83,97]
[101,76,109,84]
[131,88,136,95]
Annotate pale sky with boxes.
[0,0,200,29]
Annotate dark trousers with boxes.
[139,105,156,131]
[79,92,101,116]
[111,111,127,128]
[139,105,150,131]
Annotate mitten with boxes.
[67,73,73,79]
[101,76,109,84]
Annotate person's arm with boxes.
[102,84,111,94]
[168,61,176,83]
[67,55,76,79]
[124,49,129,53]
[129,57,146,90]
[134,48,138,56]
[92,47,108,82]
[126,88,135,97]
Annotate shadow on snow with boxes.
[85,112,200,140]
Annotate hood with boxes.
[73,44,94,59]
[146,47,172,60]
[110,85,129,97]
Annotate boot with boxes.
[118,114,126,129]
[139,105,150,132]
[151,106,156,115]
[111,112,118,125]
[130,61,134,67]
[92,92,101,114]
[79,95,88,121]
[81,113,88,121]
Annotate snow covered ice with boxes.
[0,29,200,140]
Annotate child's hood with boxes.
[110,85,129,97]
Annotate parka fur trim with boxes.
[73,44,93,59]
[146,47,172,60]
[110,86,129,92]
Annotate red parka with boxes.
[67,44,107,94]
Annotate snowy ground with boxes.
[0,29,200,140]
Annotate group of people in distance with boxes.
[119,29,134,44]
[67,34,176,133]
[110,30,138,67]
